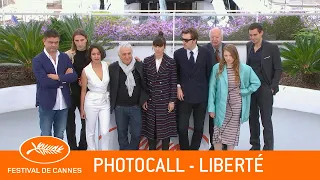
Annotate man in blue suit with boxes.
[32,29,78,140]
[174,28,213,150]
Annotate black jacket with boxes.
[109,60,149,113]
[203,42,225,65]
[246,40,282,94]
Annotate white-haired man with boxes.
[204,27,225,65]
[204,27,226,150]
[109,42,149,150]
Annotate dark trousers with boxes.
[114,105,142,150]
[148,138,170,150]
[209,116,214,149]
[66,94,87,150]
[249,84,274,150]
[178,101,207,150]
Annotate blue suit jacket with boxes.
[174,46,213,103]
[32,51,78,110]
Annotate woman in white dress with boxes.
[80,44,111,150]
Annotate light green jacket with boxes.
[207,63,261,127]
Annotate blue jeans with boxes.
[38,106,68,140]
[114,105,142,150]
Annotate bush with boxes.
[0,21,45,80]
[280,35,320,84]
[226,16,305,41]
[46,14,114,52]
[266,16,306,40]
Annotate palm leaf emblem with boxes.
[26,142,64,155]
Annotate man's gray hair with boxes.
[209,27,224,40]
[117,41,132,55]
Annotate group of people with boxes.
[32,22,282,151]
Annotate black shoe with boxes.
[69,146,78,150]
[209,146,214,150]
[249,146,260,150]
[77,146,87,150]
[262,146,273,150]
[222,144,228,150]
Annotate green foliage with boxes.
[226,16,305,41]
[294,27,320,40]
[267,16,306,40]
[47,14,113,52]
[280,35,320,83]
[226,22,275,41]
[0,21,44,67]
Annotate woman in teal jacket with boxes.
[208,44,260,150]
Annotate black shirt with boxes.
[248,46,265,83]
[116,68,141,106]
[70,50,87,96]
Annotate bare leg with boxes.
[227,145,235,150]
[214,143,223,150]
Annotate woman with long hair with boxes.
[208,44,261,150]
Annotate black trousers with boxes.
[178,101,207,150]
[209,116,214,149]
[66,94,87,150]
[249,84,274,150]
[148,138,170,150]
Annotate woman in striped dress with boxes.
[207,44,261,150]
[141,31,178,150]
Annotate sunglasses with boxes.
[181,38,193,42]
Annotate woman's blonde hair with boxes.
[217,44,240,84]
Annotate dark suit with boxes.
[203,42,226,150]
[109,60,149,150]
[204,42,225,65]
[174,45,213,150]
[246,40,282,150]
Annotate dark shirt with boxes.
[248,46,265,83]
[70,50,87,96]
[116,68,141,106]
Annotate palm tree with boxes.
[47,14,113,52]
[280,35,320,84]
[0,21,45,80]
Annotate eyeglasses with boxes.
[181,38,193,42]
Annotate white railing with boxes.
[0,10,318,50]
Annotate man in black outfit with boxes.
[65,29,89,150]
[174,28,213,150]
[246,23,282,150]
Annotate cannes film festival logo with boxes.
[19,136,70,164]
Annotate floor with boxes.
[0,108,319,150]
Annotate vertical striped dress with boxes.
[213,67,242,146]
